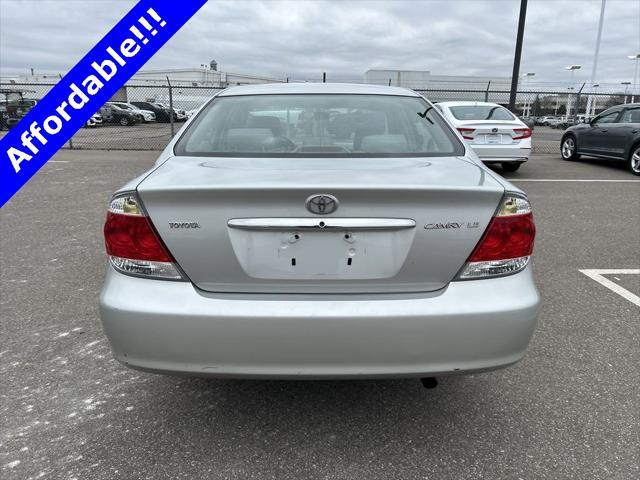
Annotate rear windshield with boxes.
[449,105,515,121]
[175,94,463,157]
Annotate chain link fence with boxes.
[1,81,635,154]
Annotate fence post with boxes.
[484,81,491,102]
[166,76,175,138]
[61,73,74,149]
[573,82,585,123]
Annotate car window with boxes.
[448,105,515,121]
[594,111,620,124]
[175,94,463,157]
[620,108,640,124]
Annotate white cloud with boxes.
[0,0,638,86]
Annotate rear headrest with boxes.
[359,134,409,153]
[248,115,283,136]
[224,128,273,151]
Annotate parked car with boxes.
[100,83,539,385]
[436,101,532,172]
[2,98,38,129]
[561,103,640,175]
[555,116,583,130]
[546,117,567,128]
[84,113,103,128]
[130,101,175,123]
[518,116,536,130]
[109,102,156,123]
[185,108,199,119]
[154,103,187,121]
[538,116,558,126]
[99,104,140,126]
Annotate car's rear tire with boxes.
[561,135,580,161]
[119,117,130,126]
[629,144,640,176]
[502,162,521,172]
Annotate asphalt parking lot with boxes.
[1,151,638,480]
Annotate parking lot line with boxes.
[512,179,640,183]
[579,269,640,307]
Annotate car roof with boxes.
[436,101,506,108]
[217,82,420,97]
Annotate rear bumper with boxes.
[471,144,531,163]
[99,266,540,379]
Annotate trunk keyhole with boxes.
[347,258,353,266]
[291,258,296,266]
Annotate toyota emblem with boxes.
[305,194,339,215]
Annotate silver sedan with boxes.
[99,83,539,384]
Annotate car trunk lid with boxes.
[137,156,504,294]
[456,120,525,145]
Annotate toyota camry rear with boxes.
[99,83,539,380]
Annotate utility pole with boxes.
[586,0,606,118]
[629,54,640,103]
[509,0,528,112]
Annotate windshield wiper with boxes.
[484,106,500,120]
[418,107,434,124]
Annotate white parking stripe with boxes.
[512,179,640,183]
[579,269,640,307]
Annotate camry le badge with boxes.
[305,194,339,215]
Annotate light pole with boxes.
[586,0,606,118]
[566,87,574,117]
[565,65,581,116]
[520,72,535,116]
[629,54,640,103]
[622,81,632,104]
[509,0,528,111]
[591,84,599,118]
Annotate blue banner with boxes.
[0,0,208,207]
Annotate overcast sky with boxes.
[1,0,638,87]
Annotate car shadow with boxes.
[75,371,532,477]
[574,156,629,173]
[486,156,629,176]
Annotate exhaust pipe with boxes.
[420,377,438,389]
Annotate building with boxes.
[364,69,512,97]
[130,60,284,87]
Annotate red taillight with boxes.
[457,194,536,280]
[103,193,182,280]
[513,128,532,140]
[104,212,172,262]
[468,213,536,261]
[457,127,475,140]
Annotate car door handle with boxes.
[632,130,639,134]
[600,129,608,133]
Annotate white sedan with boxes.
[436,101,532,172]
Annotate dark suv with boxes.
[99,104,140,126]
[130,101,175,123]
[560,103,640,175]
